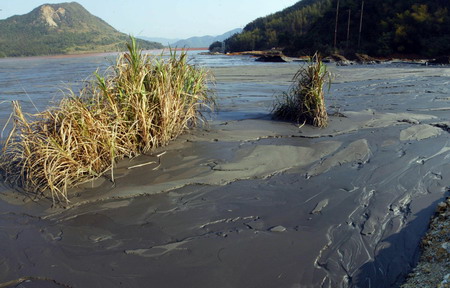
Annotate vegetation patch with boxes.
[272,54,331,128]
[0,37,213,203]
[224,0,450,58]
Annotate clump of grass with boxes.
[272,54,331,128]
[0,37,213,203]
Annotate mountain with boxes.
[0,2,163,57]
[224,0,450,58]
[138,36,181,46]
[172,28,243,48]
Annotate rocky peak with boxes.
[40,5,66,27]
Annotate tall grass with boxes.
[0,37,213,203]
[273,54,331,128]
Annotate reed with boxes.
[0,37,213,203]
[273,54,331,128]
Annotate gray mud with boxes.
[1,64,450,287]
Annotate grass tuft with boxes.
[0,36,213,203]
[272,54,331,128]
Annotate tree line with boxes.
[220,0,450,58]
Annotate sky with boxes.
[0,0,300,39]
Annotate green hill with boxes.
[225,0,332,53]
[0,2,163,57]
[224,0,450,58]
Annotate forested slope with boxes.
[225,0,450,57]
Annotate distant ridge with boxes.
[138,36,181,46]
[0,2,163,57]
[172,28,243,48]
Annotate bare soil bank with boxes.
[0,63,449,287]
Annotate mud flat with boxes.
[0,63,450,287]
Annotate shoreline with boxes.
[401,197,450,288]
[221,50,448,65]
[0,47,208,62]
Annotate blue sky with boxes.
[0,0,299,39]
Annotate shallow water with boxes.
[0,55,450,287]
[0,51,291,131]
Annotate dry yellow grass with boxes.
[273,54,331,128]
[0,37,213,203]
